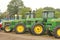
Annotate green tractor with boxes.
[2,10,60,38]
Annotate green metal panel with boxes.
[45,18,60,31]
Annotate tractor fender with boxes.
[31,23,44,29]
[14,22,26,30]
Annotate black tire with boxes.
[0,27,3,30]
[31,23,44,35]
[52,26,60,38]
[47,30,53,36]
[4,25,13,33]
[14,23,26,34]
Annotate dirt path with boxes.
[0,31,60,40]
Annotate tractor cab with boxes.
[42,10,55,22]
[43,10,55,19]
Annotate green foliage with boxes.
[7,0,31,18]
[35,8,43,18]
[0,12,9,19]
[7,0,24,16]
[7,0,60,18]
[43,7,54,10]
[55,9,60,18]
[18,7,31,16]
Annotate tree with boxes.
[35,8,43,18]
[43,7,54,10]
[18,7,31,17]
[0,11,8,19]
[55,9,60,18]
[7,0,24,17]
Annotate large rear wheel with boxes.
[52,26,60,38]
[31,23,44,35]
[14,23,26,34]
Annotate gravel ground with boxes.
[0,31,60,40]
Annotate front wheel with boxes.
[4,25,13,33]
[31,23,44,35]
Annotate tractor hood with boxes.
[47,18,60,22]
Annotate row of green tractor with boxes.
[2,10,60,38]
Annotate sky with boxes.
[0,0,60,12]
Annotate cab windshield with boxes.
[43,11,54,18]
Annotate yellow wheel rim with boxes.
[34,25,43,34]
[5,26,10,31]
[16,25,24,33]
[57,29,60,36]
